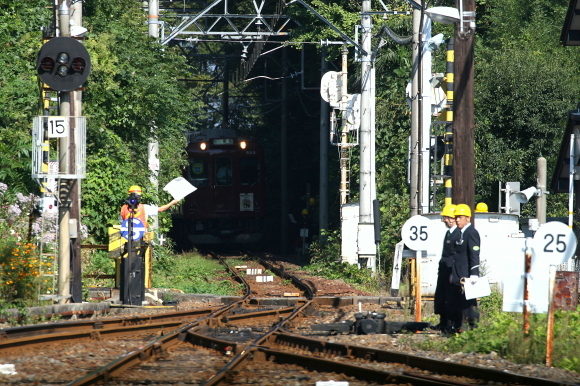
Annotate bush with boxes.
[415,289,580,373]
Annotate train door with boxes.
[186,157,211,217]
[214,157,236,212]
[239,156,261,213]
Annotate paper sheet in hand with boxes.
[464,277,491,300]
[163,177,197,201]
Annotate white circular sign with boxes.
[401,215,432,251]
[120,218,146,241]
[532,221,577,267]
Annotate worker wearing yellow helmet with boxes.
[475,202,488,213]
[447,203,480,333]
[120,185,180,228]
[434,204,461,331]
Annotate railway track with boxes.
[0,252,576,385]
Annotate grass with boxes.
[152,249,244,295]
[413,290,580,373]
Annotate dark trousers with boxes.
[446,283,479,330]
[434,265,452,327]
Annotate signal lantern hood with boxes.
[36,37,91,92]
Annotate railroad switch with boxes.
[312,311,430,335]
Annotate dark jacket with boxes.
[450,224,480,285]
[440,227,460,269]
[434,226,461,315]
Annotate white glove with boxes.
[470,275,478,284]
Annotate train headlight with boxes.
[239,141,247,149]
[200,142,207,150]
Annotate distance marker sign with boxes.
[120,218,146,241]
[401,215,432,251]
[532,221,577,269]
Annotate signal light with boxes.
[40,57,54,72]
[36,37,91,92]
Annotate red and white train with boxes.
[171,128,266,246]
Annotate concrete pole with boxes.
[319,47,329,243]
[58,0,71,304]
[148,0,159,38]
[148,0,160,235]
[537,157,547,225]
[357,0,376,268]
[280,47,289,254]
[340,47,349,206]
[409,9,420,217]
[420,18,432,214]
[70,0,83,302]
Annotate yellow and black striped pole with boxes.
[443,38,454,207]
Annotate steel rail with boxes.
[66,252,256,385]
[267,330,578,386]
[0,307,218,340]
[0,320,185,354]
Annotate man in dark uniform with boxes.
[434,204,460,331]
[448,203,480,332]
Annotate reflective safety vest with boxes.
[120,203,148,228]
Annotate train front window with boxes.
[188,158,209,187]
[215,158,232,186]
[240,157,260,186]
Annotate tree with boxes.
[81,0,202,241]
[0,0,51,193]
[474,0,580,215]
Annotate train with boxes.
[171,128,266,246]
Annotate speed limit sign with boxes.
[401,215,432,251]
[532,221,577,267]
[47,116,69,138]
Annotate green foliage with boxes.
[152,249,243,295]
[0,185,54,306]
[80,0,198,242]
[416,290,580,373]
[0,0,50,192]
[474,0,579,213]
[307,229,380,292]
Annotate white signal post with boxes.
[531,222,577,362]
[401,215,432,322]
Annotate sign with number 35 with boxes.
[401,215,432,251]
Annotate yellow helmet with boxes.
[128,185,142,195]
[441,204,456,218]
[475,202,488,213]
[301,209,309,215]
[454,204,472,217]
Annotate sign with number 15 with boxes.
[47,116,69,138]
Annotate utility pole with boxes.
[452,0,475,209]
[340,46,349,206]
[409,9,420,217]
[420,16,433,214]
[281,47,289,254]
[148,0,160,237]
[57,0,71,304]
[319,46,329,243]
[70,0,83,302]
[358,0,376,269]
